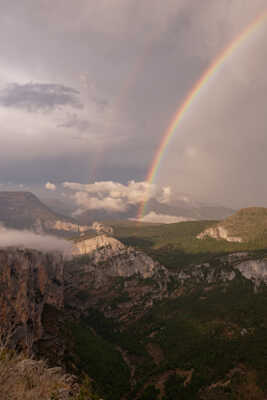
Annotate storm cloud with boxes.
[58,113,91,132]
[0,0,267,208]
[0,83,82,112]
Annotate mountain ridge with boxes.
[198,207,267,243]
[0,191,90,236]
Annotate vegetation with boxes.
[0,325,103,400]
[69,322,130,400]
[111,219,267,269]
[62,218,267,398]
[7,215,266,399]
[219,207,267,242]
[0,349,75,400]
[65,255,267,398]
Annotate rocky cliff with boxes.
[0,248,64,353]
[67,235,169,321]
[91,221,114,235]
[72,234,163,279]
[68,235,267,324]
[2,237,267,399]
[3,236,267,351]
[197,225,243,243]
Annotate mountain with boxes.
[40,195,77,217]
[2,225,267,398]
[144,198,235,220]
[0,191,90,236]
[63,235,267,399]
[75,197,235,225]
[198,207,267,243]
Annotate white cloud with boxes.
[63,180,172,213]
[158,186,172,204]
[0,226,72,255]
[45,182,56,191]
[72,192,126,213]
[135,211,194,224]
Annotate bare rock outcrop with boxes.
[66,235,169,321]
[50,220,90,233]
[71,234,165,279]
[91,221,114,235]
[234,259,267,287]
[197,226,243,243]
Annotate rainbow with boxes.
[138,10,267,220]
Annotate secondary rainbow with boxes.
[138,10,267,220]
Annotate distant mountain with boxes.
[198,207,267,243]
[75,197,235,224]
[75,204,137,224]
[40,196,77,217]
[144,198,235,220]
[0,191,89,236]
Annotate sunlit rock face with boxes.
[0,248,64,351]
[72,234,124,256]
[91,221,114,235]
[49,220,90,233]
[197,226,243,243]
[72,234,164,279]
[66,234,170,322]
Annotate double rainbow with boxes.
[138,10,267,220]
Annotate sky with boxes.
[1,0,267,213]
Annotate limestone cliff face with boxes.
[72,234,165,280]
[0,248,64,351]
[197,226,243,243]
[49,220,90,233]
[68,235,267,323]
[33,218,90,235]
[175,263,236,286]
[66,235,169,321]
[91,221,114,235]
[3,234,267,356]
[234,259,267,287]
[72,234,125,257]
[174,255,267,289]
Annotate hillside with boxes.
[109,219,264,269]
[0,191,89,237]
[64,234,267,399]
[3,234,267,398]
[198,207,267,243]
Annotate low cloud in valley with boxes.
[0,226,72,254]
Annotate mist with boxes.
[0,227,73,255]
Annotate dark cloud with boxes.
[0,0,267,208]
[58,114,91,132]
[91,97,109,109]
[0,83,82,112]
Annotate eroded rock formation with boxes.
[0,248,64,352]
[197,226,243,243]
